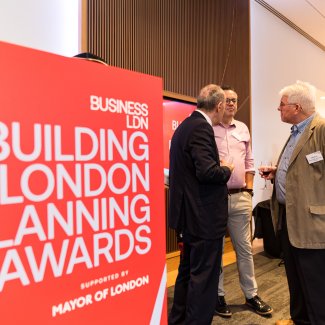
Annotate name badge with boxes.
[306,151,324,164]
[231,132,242,141]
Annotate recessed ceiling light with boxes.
[321,96,325,100]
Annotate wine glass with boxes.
[260,161,272,189]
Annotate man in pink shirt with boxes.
[213,86,273,318]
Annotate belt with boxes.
[228,188,253,195]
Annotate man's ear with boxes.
[217,102,223,111]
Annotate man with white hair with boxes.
[261,81,325,325]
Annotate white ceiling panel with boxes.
[308,0,325,15]
[261,0,325,49]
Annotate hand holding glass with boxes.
[259,161,272,189]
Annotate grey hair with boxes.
[197,84,225,112]
[279,80,316,113]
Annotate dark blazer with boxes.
[168,111,231,239]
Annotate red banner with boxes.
[163,99,195,171]
[0,42,166,324]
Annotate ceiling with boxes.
[260,0,325,50]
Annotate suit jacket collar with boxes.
[289,113,321,166]
[275,113,321,168]
[193,109,212,126]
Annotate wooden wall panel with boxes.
[85,0,250,128]
[83,0,250,253]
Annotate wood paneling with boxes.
[83,0,251,254]
[84,0,251,128]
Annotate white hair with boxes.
[279,80,316,113]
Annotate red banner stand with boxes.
[0,41,166,325]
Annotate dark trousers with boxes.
[168,235,223,325]
[280,209,325,325]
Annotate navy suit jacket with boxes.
[168,111,231,239]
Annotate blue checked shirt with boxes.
[275,114,315,204]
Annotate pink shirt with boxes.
[213,119,255,189]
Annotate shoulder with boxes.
[233,119,251,140]
[233,119,249,130]
[311,116,325,147]
[175,112,212,140]
[189,112,212,130]
[313,115,325,131]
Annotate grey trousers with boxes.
[218,191,258,299]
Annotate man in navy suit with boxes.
[168,84,233,324]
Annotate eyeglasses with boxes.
[226,98,237,104]
[278,102,298,108]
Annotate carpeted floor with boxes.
[167,252,290,325]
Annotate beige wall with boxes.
[250,0,325,206]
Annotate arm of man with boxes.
[245,172,254,190]
[244,128,255,191]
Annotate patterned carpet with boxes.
[167,252,290,325]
